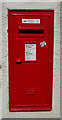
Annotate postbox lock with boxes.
[16,58,22,64]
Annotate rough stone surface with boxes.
[0,0,61,119]
[0,1,2,120]
[60,1,62,120]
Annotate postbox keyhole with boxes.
[16,56,22,64]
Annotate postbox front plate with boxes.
[8,10,54,111]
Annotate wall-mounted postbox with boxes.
[8,10,54,111]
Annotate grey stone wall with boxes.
[0,0,61,119]
[60,1,62,120]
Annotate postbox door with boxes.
[8,10,54,111]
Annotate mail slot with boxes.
[18,28,44,37]
[8,10,54,111]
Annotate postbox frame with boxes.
[8,9,54,111]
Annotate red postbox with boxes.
[8,10,54,111]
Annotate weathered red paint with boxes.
[8,10,54,111]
